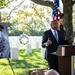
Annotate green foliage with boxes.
[0,0,51,36]
[0,0,6,8]
[7,2,51,36]
[0,49,48,75]
[1,0,75,36]
[0,0,16,9]
[8,30,23,36]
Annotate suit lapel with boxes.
[49,29,58,42]
[49,30,55,38]
[50,30,59,42]
[57,30,61,43]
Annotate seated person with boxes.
[45,69,60,75]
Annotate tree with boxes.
[0,0,25,22]
[31,0,75,36]
[12,4,51,36]
[0,0,52,36]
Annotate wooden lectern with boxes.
[54,45,75,75]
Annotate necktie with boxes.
[54,30,58,42]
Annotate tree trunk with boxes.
[62,0,73,36]
[31,0,73,36]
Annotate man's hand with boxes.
[66,36,73,45]
[47,38,52,46]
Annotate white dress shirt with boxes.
[51,28,59,42]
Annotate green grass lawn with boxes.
[0,48,48,75]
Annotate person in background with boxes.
[60,12,65,32]
[45,69,60,75]
[0,25,10,58]
[60,12,73,44]
[42,20,73,72]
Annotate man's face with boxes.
[51,20,58,30]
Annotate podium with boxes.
[53,45,75,75]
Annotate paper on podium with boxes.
[56,45,65,56]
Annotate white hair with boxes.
[45,69,60,75]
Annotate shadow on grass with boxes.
[10,49,47,67]
[0,48,48,75]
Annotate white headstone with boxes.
[16,42,20,50]
[11,48,19,60]
[26,43,32,54]
[41,48,46,59]
[35,42,39,49]
[12,41,16,48]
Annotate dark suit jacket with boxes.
[42,29,69,61]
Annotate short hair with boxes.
[45,69,60,75]
[50,20,57,25]
[51,20,57,23]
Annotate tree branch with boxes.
[8,0,25,17]
[31,0,53,8]
[2,0,25,21]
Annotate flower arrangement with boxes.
[19,33,29,45]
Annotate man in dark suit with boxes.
[42,20,72,72]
